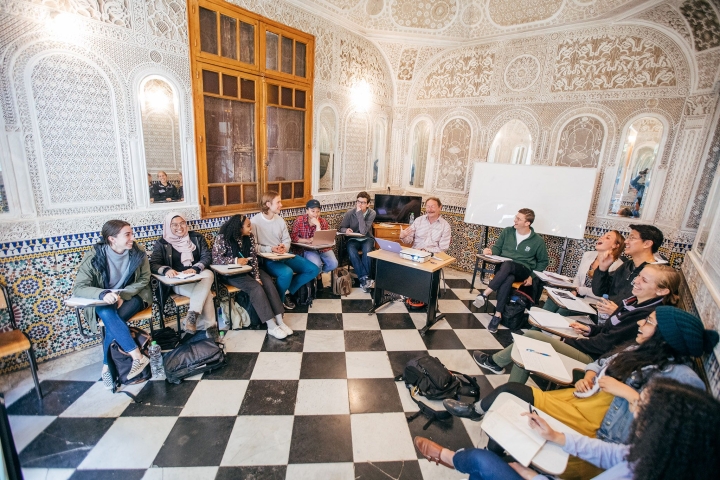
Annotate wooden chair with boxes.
[0,284,42,400]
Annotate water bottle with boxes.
[148,341,165,380]
[409,212,415,224]
[597,294,610,326]
[219,331,226,344]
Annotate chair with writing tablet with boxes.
[510,343,587,390]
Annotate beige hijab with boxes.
[163,212,196,266]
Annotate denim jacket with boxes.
[590,355,704,443]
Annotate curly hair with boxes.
[627,378,720,480]
[218,214,251,256]
[604,331,690,387]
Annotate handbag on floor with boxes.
[294,278,317,307]
[332,267,352,296]
[107,326,152,396]
[163,331,226,384]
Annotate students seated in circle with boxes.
[73,220,152,389]
[150,171,179,203]
[150,212,215,334]
[543,230,625,315]
[470,263,680,385]
[213,214,291,339]
[290,199,338,281]
[251,191,320,310]
[415,376,720,480]
[445,306,717,449]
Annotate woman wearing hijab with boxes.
[150,212,215,333]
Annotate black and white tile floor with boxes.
[7,272,527,480]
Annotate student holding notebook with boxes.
[469,264,680,385]
[414,377,720,480]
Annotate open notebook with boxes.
[481,401,547,466]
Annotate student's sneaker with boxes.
[267,326,288,340]
[278,323,294,336]
[487,315,502,334]
[473,294,486,309]
[473,352,505,375]
[183,311,199,334]
[127,356,150,380]
[365,279,375,289]
[283,295,296,310]
[102,370,113,390]
[360,277,370,293]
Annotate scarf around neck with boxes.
[163,212,196,267]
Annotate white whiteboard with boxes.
[464,163,597,239]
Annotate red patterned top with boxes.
[290,214,332,254]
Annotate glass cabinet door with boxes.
[196,1,258,69]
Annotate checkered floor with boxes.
[7,273,522,480]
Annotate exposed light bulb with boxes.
[49,12,83,39]
[351,80,372,112]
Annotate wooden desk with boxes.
[368,250,455,335]
[510,343,587,387]
[372,222,409,248]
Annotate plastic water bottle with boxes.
[218,331,226,348]
[598,294,610,326]
[409,212,415,224]
[148,341,165,380]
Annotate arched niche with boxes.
[488,119,532,165]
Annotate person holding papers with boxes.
[399,197,451,252]
[74,220,152,389]
[592,225,664,312]
[290,198,338,277]
[252,191,320,310]
[213,215,289,339]
[469,264,680,385]
[473,208,549,333]
[150,212,215,334]
[339,191,377,292]
[543,230,625,315]
[415,377,720,480]
[446,305,714,453]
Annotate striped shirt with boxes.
[399,215,451,253]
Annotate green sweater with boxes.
[491,226,549,277]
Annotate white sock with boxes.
[275,314,284,325]
[266,319,278,328]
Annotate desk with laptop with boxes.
[291,229,337,250]
[368,238,455,335]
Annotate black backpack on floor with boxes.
[107,326,152,397]
[502,289,534,331]
[163,331,226,384]
[294,278,317,307]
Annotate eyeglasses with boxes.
[170,221,187,228]
[356,200,368,205]
[640,317,657,327]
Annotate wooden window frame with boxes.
[188,0,314,216]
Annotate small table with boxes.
[210,264,253,328]
[527,312,584,340]
[470,254,507,292]
[368,250,455,335]
[510,343,587,387]
[152,273,203,331]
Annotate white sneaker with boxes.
[278,323,294,336]
[127,356,150,380]
[473,295,486,308]
[267,326,288,339]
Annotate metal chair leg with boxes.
[25,344,42,400]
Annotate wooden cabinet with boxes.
[372,223,409,248]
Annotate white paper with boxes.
[534,271,575,288]
[481,408,545,467]
[528,308,573,329]
[174,272,196,279]
[484,254,512,262]
[512,333,571,382]
[545,287,596,315]
[65,296,111,307]
[258,252,295,259]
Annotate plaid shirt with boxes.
[291,214,332,254]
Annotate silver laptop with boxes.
[310,229,337,246]
[376,238,403,253]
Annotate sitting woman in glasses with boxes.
[212,214,290,340]
[150,212,215,334]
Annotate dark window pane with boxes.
[295,42,306,77]
[220,15,237,60]
[208,186,224,206]
[241,79,255,100]
[222,74,238,98]
[243,184,257,203]
[281,87,293,107]
[281,36,294,74]
[266,31,278,70]
[240,22,255,64]
[202,70,220,94]
[199,8,218,55]
[294,182,304,198]
[204,95,256,185]
[267,84,279,104]
[267,106,305,183]
[281,183,292,199]
[227,185,242,204]
[267,183,279,193]
[295,90,306,109]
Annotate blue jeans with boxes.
[346,238,373,280]
[96,295,145,365]
[304,250,338,273]
[453,448,523,480]
[263,255,320,301]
